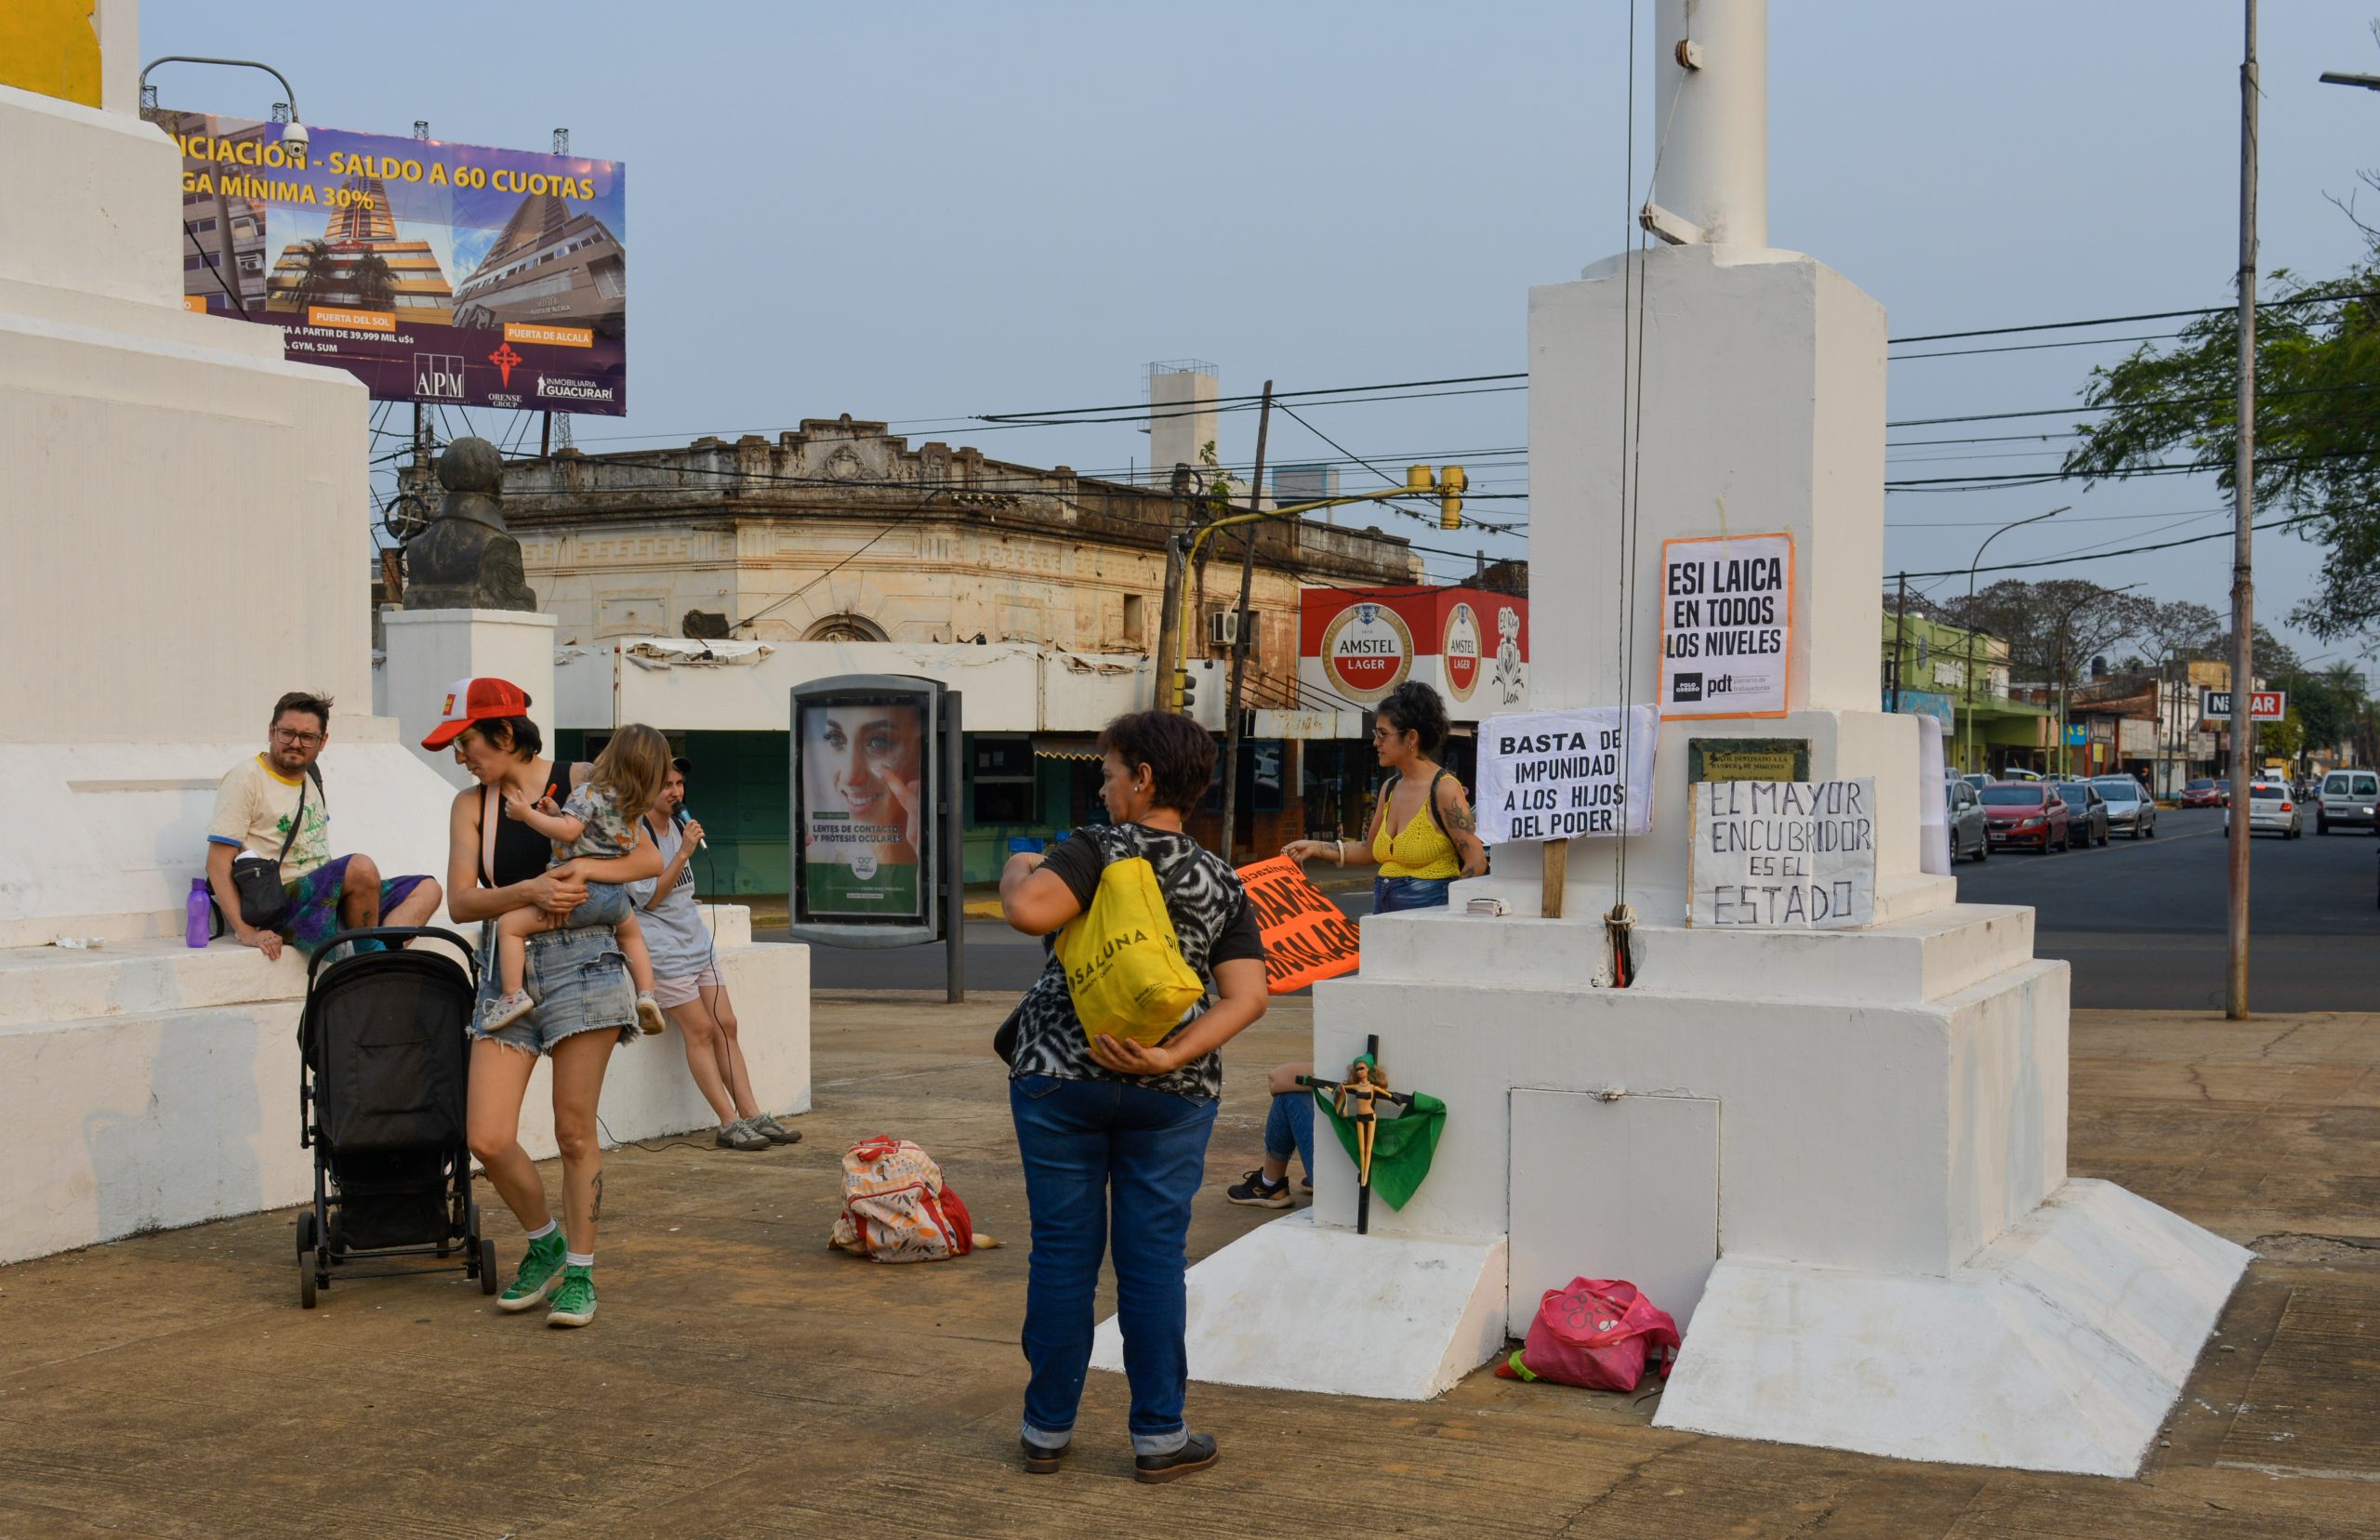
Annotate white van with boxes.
[2316,770,2378,835]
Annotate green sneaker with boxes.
[496,1232,566,1313]
[547,1265,597,1329]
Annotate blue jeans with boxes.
[1374,875,1452,913]
[1010,1073,1219,1456]
[1265,1089,1314,1178]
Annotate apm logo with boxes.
[413,353,465,401]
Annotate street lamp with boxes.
[139,57,308,321]
[139,57,308,152]
[1958,507,2067,775]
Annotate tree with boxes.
[2136,599,2222,665]
[347,251,397,310]
[1934,579,2154,688]
[2059,260,2380,648]
[287,239,337,308]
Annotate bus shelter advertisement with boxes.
[799,698,926,919]
[158,111,627,414]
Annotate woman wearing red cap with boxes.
[424,678,663,1329]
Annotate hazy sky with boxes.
[147,1,2380,667]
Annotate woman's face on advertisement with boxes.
[813,707,919,822]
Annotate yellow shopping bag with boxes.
[1054,855,1207,1046]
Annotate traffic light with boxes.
[1438,465,1466,530]
[1172,665,1197,715]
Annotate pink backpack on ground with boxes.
[1497,1277,1681,1392]
[827,1137,997,1262]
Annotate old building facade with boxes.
[499,415,1424,715]
[476,417,1429,882]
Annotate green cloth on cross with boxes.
[1314,1069,1448,1211]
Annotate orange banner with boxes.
[307,305,396,334]
[181,295,209,313]
[503,322,594,349]
[1235,855,1361,994]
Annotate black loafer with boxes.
[1133,1432,1218,1484]
[1021,1437,1071,1475]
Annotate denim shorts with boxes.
[568,881,631,928]
[1374,875,1453,914]
[470,919,639,1055]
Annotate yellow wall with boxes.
[0,2,101,107]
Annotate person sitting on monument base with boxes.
[205,691,443,959]
[1225,1060,1316,1209]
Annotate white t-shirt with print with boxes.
[207,756,330,881]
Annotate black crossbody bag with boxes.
[231,765,322,929]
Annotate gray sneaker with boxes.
[716,1118,770,1152]
[749,1113,801,1146]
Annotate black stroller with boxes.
[296,927,494,1307]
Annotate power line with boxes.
[1895,508,2320,580]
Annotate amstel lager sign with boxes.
[1317,602,1415,703]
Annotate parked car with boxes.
[2217,778,2231,806]
[2180,778,2225,809]
[2054,782,2110,847]
[1945,777,1990,863]
[1960,771,1990,794]
[2316,769,2379,836]
[1982,782,2072,853]
[2092,776,2157,839]
[2225,781,2302,838]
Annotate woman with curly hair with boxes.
[1283,679,1487,914]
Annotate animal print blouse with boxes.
[1003,822,1265,1102]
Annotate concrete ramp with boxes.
[1654,1179,2253,1476]
[1093,1211,1507,1401]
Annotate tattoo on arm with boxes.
[1449,805,1477,834]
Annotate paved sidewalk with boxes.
[1,1002,2375,1537]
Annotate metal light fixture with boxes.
[138,55,307,154]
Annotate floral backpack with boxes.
[827,1137,995,1262]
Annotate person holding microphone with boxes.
[630,757,798,1152]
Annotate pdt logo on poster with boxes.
[1321,602,1413,703]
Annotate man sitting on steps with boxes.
[205,691,443,958]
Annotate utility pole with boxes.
[1890,572,1909,715]
[1153,465,1191,707]
[2227,0,2258,1020]
[1218,381,1275,862]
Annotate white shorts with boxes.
[651,962,725,1009]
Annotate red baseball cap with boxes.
[421,677,533,750]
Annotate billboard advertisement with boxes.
[798,697,926,919]
[157,111,627,415]
[1298,586,1528,720]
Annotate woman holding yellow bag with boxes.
[997,709,1270,1484]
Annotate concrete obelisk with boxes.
[1115,0,2247,1478]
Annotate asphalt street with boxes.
[1954,806,2379,1012]
[795,809,2375,1011]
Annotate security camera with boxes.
[281,120,310,156]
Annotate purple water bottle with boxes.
[186,877,213,948]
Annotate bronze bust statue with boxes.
[402,437,538,612]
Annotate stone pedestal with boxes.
[0,26,813,1265]
[381,609,561,783]
[1130,233,2245,1478]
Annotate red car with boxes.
[1982,782,2073,853]
[2180,778,2225,809]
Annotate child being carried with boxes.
[479,724,671,1037]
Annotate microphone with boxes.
[674,805,707,849]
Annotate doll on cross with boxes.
[1299,1038,1418,1233]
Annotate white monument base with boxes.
[1657,1179,2251,1477]
[1151,904,2242,1475]
[0,908,810,1266]
[1091,1211,1507,1401]
[380,609,562,785]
